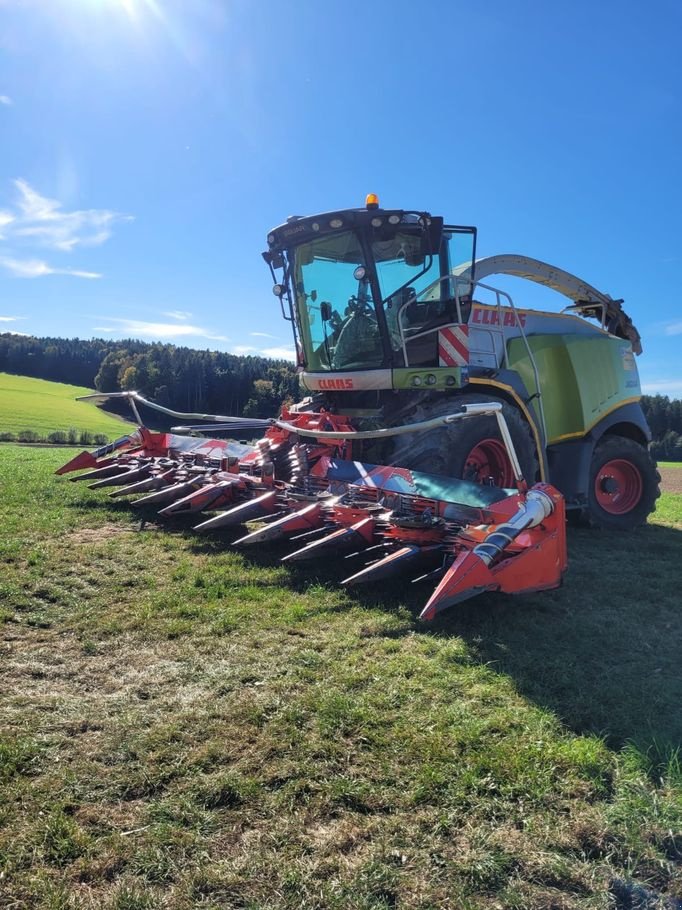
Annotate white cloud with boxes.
[163,310,193,321]
[93,317,229,342]
[641,379,682,397]
[664,322,682,336]
[0,314,22,322]
[0,95,12,106]
[230,340,296,360]
[0,178,131,279]
[261,345,295,361]
[0,211,14,238]
[250,331,277,339]
[10,178,132,252]
[0,256,101,278]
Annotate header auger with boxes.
[57,401,567,619]
[58,194,659,616]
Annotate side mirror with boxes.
[422,216,443,258]
[320,301,333,322]
[405,250,425,268]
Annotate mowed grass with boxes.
[0,372,132,438]
[1,445,681,910]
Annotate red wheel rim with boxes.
[464,438,515,487]
[594,459,643,514]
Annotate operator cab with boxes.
[263,195,477,373]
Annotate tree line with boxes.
[0,332,680,459]
[0,332,299,422]
[643,394,682,461]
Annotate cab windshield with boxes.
[293,231,382,371]
[291,225,475,371]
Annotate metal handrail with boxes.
[479,281,547,443]
[395,275,465,363]
[393,274,547,445]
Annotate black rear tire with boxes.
[585,435,660,530]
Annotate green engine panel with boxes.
[507,334,641,443]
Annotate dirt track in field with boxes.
[660,466,682,494]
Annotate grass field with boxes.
[0,373,132,439]
[1,446,681,909]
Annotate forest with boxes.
[0,332,299,420]
[1,332,681,458]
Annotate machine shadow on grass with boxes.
[192,518,682,765]
[71,497,682,763]
[425,522,682,760]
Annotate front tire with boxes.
[585,435,660,530]
[389,393,540,488]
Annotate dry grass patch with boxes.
[65,524,139,545]
[659,465,682,494]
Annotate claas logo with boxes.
[472,307,527,328]
[319,378,355,390]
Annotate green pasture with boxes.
[1,445,681,909]
[0,373,132,439]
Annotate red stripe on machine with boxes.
[438,326,469,366]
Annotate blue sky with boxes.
[0,0,680,395]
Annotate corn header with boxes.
[57,399,567,620]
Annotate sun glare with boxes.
[70,0,204,69]
[84,0,161,23]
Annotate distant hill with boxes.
[0,373,133,441]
